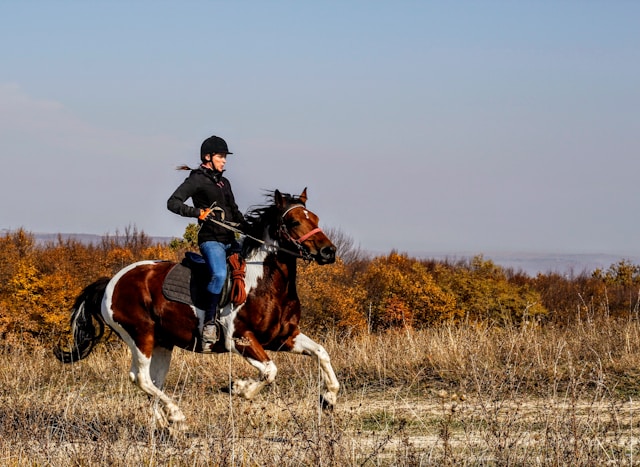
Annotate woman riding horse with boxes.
[167,135,245,346]
[55,188,339,426]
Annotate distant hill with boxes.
[414,251,640,277]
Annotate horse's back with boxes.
[105,260,200,354]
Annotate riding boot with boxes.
[202,292,221,345]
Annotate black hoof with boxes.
[320,395,334,411]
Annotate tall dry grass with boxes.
[2,317,640,465]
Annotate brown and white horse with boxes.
[54,188,339,425]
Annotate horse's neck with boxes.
[245,243,297,295]
[273,254,298,299]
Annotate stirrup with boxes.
[202,322,218,344]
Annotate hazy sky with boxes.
[1,1,639,256]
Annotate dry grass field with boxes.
[2,318,640,466]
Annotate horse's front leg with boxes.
[290,332,340,409]
[231,334,278,400]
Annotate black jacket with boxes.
[167,166,244,244]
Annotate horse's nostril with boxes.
[321,246,336,260]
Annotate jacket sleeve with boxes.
[167,175,200,218]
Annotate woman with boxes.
[167,135,245,345]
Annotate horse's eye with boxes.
[287,220,301,228]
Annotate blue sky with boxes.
[1,1,639,255]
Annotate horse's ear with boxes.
[274,189,284,208]
[299,187,308,204]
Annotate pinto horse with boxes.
[54,188,339,425]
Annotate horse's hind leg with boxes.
[129,346,185,424]
[149,346,173,388]
[290,333,340,409]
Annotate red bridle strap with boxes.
[281,205,323,244]
[296,227,322,243]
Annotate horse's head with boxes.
[275,188,336,265]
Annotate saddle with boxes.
[162,251,247,309]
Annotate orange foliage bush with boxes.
[357,252,460,331]
[534,260,640,324]
[3,227,640,343]
[297,259,368,335]
[0,229,176,340]
[426,255,547,325]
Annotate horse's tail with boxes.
[53,276,110,363]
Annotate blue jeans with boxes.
[199,241,231,295]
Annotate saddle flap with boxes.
[162,262,209,309]
[162,252,246,308]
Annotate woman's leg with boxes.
[200,241,228,295]
[198,241,229,344]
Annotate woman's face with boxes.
[211,153,227,172]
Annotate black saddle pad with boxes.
[162,252,231,308]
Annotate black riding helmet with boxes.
[200,135,233,162]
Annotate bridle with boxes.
[278,204,324,260]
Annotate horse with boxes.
[54,188,339,425]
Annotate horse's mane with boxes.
[242,190,304,258]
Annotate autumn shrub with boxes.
[297,259,368,336]
[356,252,460,331]
[168,222,199,251]
[0,229,177,340]
[532,260,640,324]
[426,255,547,325]
[533,272,601,324]
[0,229,32,298]
[0,231,84,338]
[593,259,640,318]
